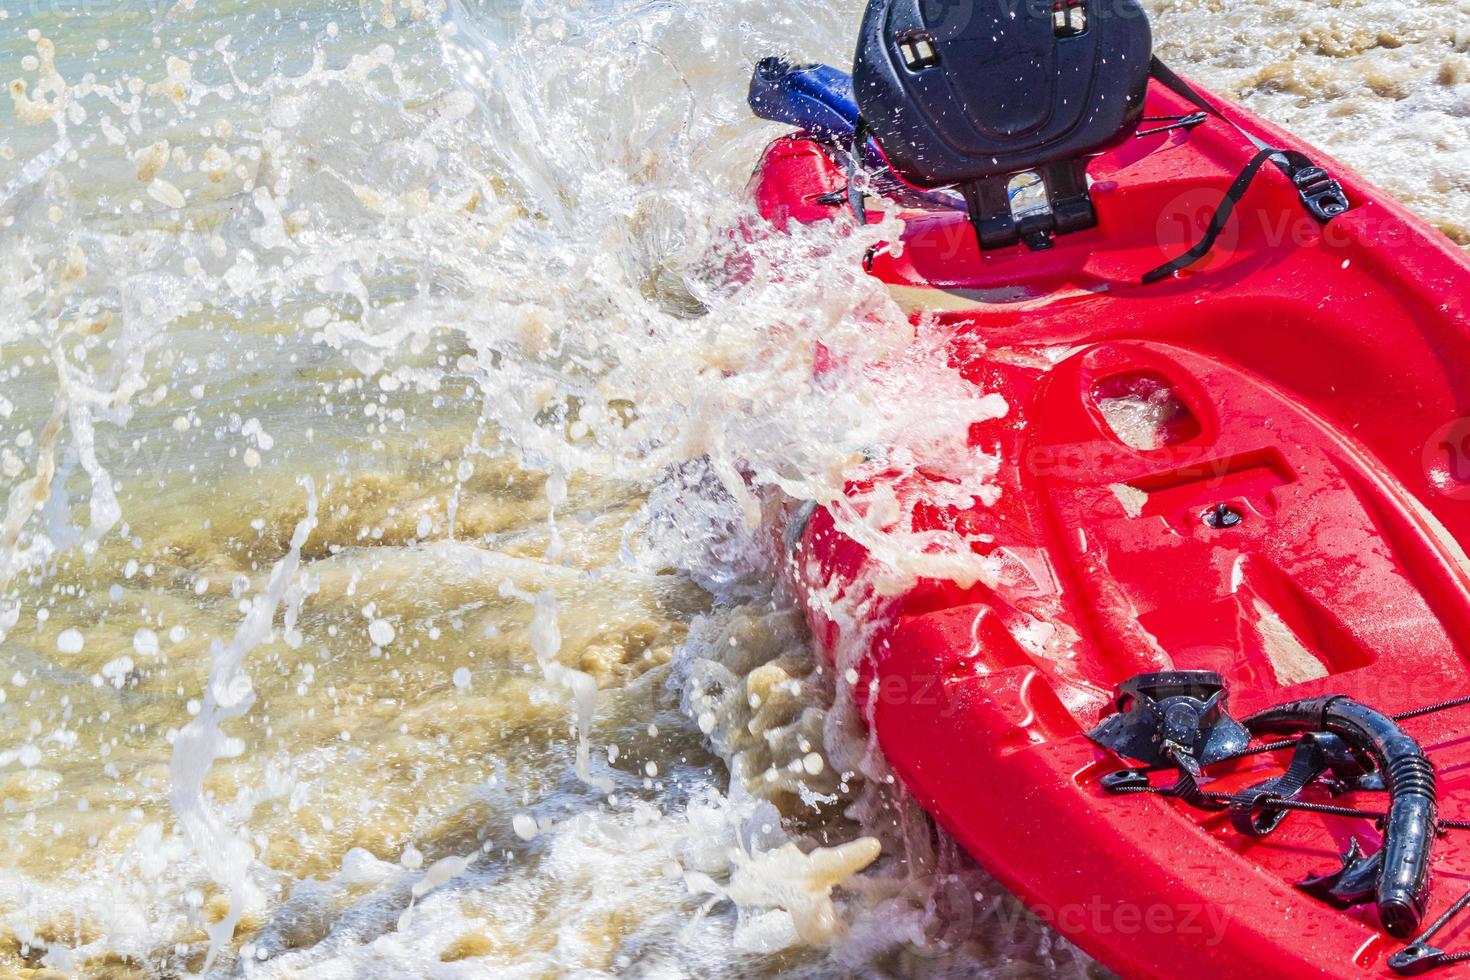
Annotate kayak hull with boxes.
[756,75,1470,978]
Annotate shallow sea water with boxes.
[0,0,1465,976]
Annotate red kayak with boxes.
[749,4,1470,976]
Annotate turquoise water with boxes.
[0,0,1464,976]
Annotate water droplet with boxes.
[133,628,159,657]
[368,619,395,646]
[512,814,537,841]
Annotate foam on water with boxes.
[0,0,1463,975]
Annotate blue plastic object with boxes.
[747,58,859,141]
[747,56,964,212]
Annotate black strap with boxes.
[1141,58,1349,284]
[847,117,868,225]
[1142,146,1277,284]
[1164,765,1228,812]
[1147,57,1246,135]
[1229,733,1346,837]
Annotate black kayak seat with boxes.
[852,0,1152,250]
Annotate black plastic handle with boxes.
[1246,696,1436,938]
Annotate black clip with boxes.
[1100,768,1154,793]
[1389,886,1470,974]
[1135,111,1209,138]
[1392,944,1454,976]
[1291,165,1350,222]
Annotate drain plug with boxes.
[1203,502,1243,529]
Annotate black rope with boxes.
[1164,765,1228,811]
[1415,887,1470,942]
[1394,693,1470,722]
[1433,952,1470,966]
[1229,736,1300,759]
[1112,784,1470,830]
[1148,57,1231,127]
[1216,693,1470,763]
[1135,112,1209,138]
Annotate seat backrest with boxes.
[852,0,1152,189]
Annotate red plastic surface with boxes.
[755,77,1470,978]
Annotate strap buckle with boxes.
[1291,165,1350,222]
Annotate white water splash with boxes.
[168,481,319,969]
